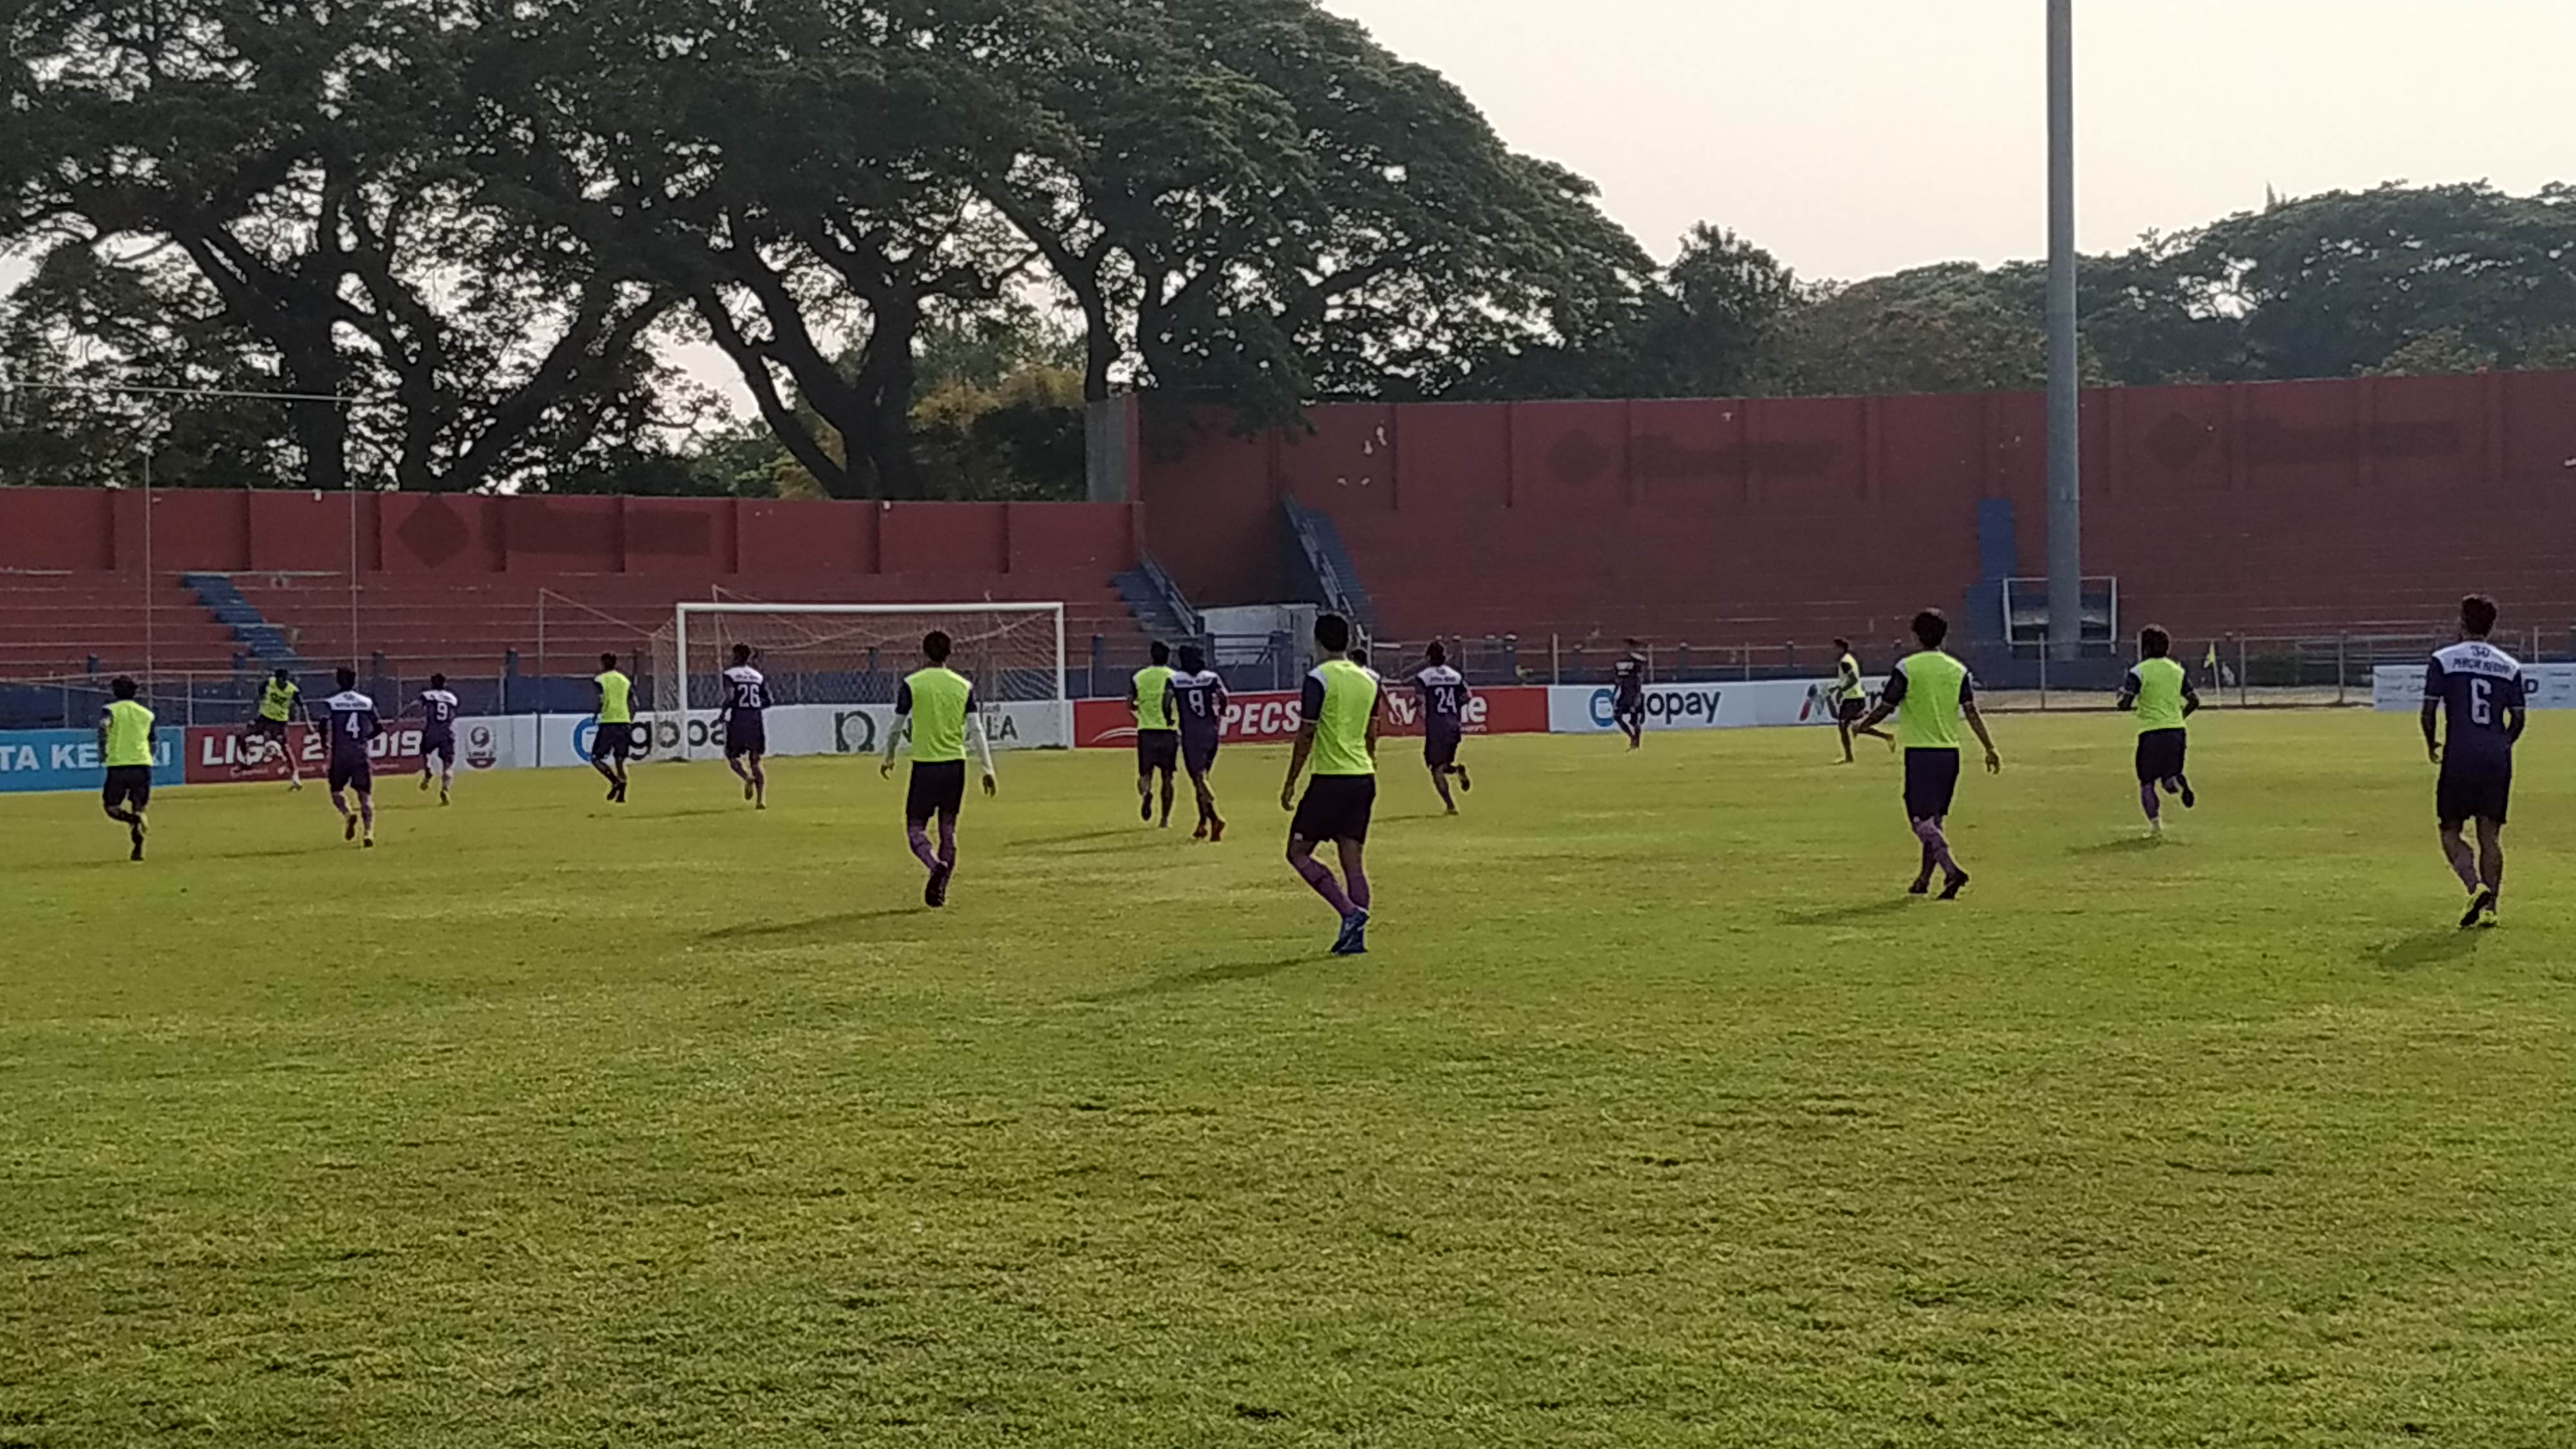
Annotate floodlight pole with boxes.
[2045,0,2082,663]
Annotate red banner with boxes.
[1075,686,1546,749]
[185,723,431,784]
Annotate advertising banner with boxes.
[0,728,185,794]
[1075,686,1551,749]
[2374,663,2576,712]
[1546,679,1841,734]
[186,723,431,784]
[533,702,1069,766]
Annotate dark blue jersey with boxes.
[2425,641,2526,766]
[721,665,770,724]
[417,688,460,741]
[1167,670,1227,744]
[322,690,382,766]
[1613,655,1645,704]
[1414,665,1469,732]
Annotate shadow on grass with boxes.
[706,906,929,943]
[1010,826,1155,851]
[2366,928,2485,972]
[2069,835,2164,857]
[1777,896,1920,928]
[1085,953,1318,1002]
[200,842,346,862]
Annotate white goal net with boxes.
[652,601,1070,762]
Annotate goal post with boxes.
[654,601,1070,762]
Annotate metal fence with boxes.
[10,626,2570,732]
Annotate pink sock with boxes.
[907,827,940,873]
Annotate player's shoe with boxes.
[1192,818,1209,840]
[1908,874,1932,896]
[1456,767,1472,793]
[925,860,954,909]
[1208,815,1226,844]
[439,785,451,806]
[129,816,146,862]
[1331,907,1370,956]
[2461,889,2497,929]
[363,832,375,849]
[1444,802,1459,817]
[288,779,303,792]
[419,772,431,792]
[1139,791,1153,823]
[1937,871,1970,901]
[2149,818,2164,838]
[744,777,756,802]
[344,813,359,842]
[2179,781,2196,810]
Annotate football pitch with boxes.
[5,712,2572,1447]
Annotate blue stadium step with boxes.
[1113,556,1202,643]
[1281,498,1380,638]
[182,573,309,670]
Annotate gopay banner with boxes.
[1546,679,1841,733]
[2374,663,2576,711]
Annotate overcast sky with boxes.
[1326,0,2573,277]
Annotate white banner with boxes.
[1547,679,1842,733]
[450,702,1068,773]
[2374,663,2576,711]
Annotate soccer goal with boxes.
[652,601,1070,762]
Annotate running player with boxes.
[881,630,998,907]
[1169,643,1229,840]
[99,676,155,861]
[2423,594,2525,928]
[1281,613,1382,955]
[1830,637,1892,761]
[1130,641,1179,828]
[2116,626,2201,835]
[1413,642,1473,814]
[1612,640,1646,749]
[1852,610,2002,898]
[592,652,634,803]
[235,667,304,788]
[722,643,770,808]
[321,667,381,847]
[417,672,460,804]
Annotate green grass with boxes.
[5,712,2575,1447]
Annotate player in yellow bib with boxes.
[1852,610,2002,898]
[1130,642,1179,828]
[2116,625,2202,836]
[99,676,156,861]
[1830,636,1894,762]
[1280,613,1383,954]
[881,630,997,907]
[592,653,636,803]
[234,667,305,788]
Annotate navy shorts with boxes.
[2135,728,2187,784]
[1837,697,1868,724]
[247,715,289,741]
[907,760,967,825]
[726,715,766,759]
[423,733,455,766]
[1903,748,1961,821]
[1424,726,1462,770]
[2438,759,2511,827]
[1291,774,1377,844]
[103,766,153,813]
[592,722,634,762]
[1182,732,1220,777]
[1136,730,1179,775]
[329,756,374,795]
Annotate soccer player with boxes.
[880,630,997,907]
[2423,593,2525,928]
[99,676,155,861]
[592,652,635,803]
[1830,637,1893,762]
[417,672,460,804]
[235,666,304,788]
[1612,639,1647,749]
[1281,612,1382,954]
[1852,610,2002,899]
[1169,643,1229,840]
[321,666,381,848]
[1413,642,1473,814]
[1130,641,1179,827]
[2116,626,2201,835]
[722,643,770,808]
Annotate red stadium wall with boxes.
[0,493,1144,581]
[1137,370,2576,643]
